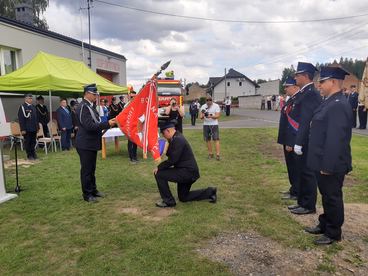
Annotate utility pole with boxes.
[224,68,227,99]
[87,0,93,68]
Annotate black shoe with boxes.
[208,154,214,159]
[304,225,323,234]
[314,235,340,245]
[209,187,217,203]
[93,191,105,198]
[84,196,98,203]
[155,200,175,208]
[281,194,297,200]
[216,155,220,161]
[130,159,138,164]
[290,207,316,215]
[287,204,300,210]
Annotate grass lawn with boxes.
[0,128,367,275]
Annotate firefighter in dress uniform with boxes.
[304,67,352,245]
[75,84,117,202]
[290,62,322,215]
[277,76,302,201]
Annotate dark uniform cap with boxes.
[283,76,297,86]
[295,62,318,75]
[36,95,44,100]
[159,121,176,132]
[319,66,349,81]
[24,93,33,98]
[84,83,99,94]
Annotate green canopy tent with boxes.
[0,51,128,151]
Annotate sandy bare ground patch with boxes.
[4,158,39,169]
[115,205,177,222]
[290,203,368,275]
[197,231,321,275]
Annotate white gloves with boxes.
[294,145,303,155]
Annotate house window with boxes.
[239,82,242,86]
[227,82,230,87]
[0,48,18,76]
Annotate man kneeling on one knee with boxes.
[154,121,217,208]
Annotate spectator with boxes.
[200,96,221,160]
[70,100,79,146]
[189,99,199,126]
[108,97,120,119]
[358,80,368,129]
[267,96,272,110]
[57,98,73,151]
[165,98,185,133]
[261,96,266,110]
[271,94,276,110]
[99,98,109,123]
[35,95,49,137]
[224,96,232,116]
[118,95,125,113]
[347,85,358,128]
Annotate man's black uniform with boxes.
[277,91,302,198]
[35,102,49,137]
[76,97,110,201]
[293,81,322,213]
[307,91,352,241]
[108,102,120,119]
[347,91,358,128]
[155,130,216,206]
[18,100,38,159]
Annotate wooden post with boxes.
[114,136,120,152]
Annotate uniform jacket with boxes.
[56,106,73,130]
[307,91,352,174]
[35,104,49,125]
[294,83,322,146]
[348,92,358,110]
[118,101,125,113]
[158,131,200,179]
[17,103,38,132]
[75,99,110,151]
[277,92,301,147]
[108,103,120,119]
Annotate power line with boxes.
[94,0,368,24]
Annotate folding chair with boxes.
[10,122,24,151]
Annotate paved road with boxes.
[185,108,368,136]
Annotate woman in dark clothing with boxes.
[164,98,185,133]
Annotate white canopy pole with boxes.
[48,90,54,152]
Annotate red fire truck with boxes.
[157,78,184,118]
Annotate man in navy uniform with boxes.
[277,76,301,201]
[347,85,358,128]
[76,84,116,202]
[153,121,217,207]
[35,95,49,137]
[18,93,39,160]
[304,67,352,245]
[290,62,322,215]
[56,98,73,151]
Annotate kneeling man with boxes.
[154,121,217,207]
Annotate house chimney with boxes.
[15,0,34,25]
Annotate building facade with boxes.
[0,15,126,85]
[208,68,259,101]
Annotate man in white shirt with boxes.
[224,96,232,116]
[200,96,221,160]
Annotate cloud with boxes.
[45,0,368,86]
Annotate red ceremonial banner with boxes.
[116,80,161,160]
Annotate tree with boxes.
[256,79,267,84]
[279,65,296,94]
[0,0,49,30]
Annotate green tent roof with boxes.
[0,51,128,95]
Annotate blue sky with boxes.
[44,0,368,87]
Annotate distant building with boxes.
[185,83,208,102]
[257,79,280,96]
[207,68,259,101]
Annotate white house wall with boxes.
[213,78,256,101]
[0,22,126,85]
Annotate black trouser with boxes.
[297,145,317,211]
[41,123,49,137]
[283,146,301,197]
[267,101,271,110]
[154,167,213,205]
[352,109,357,128]
[77,148,98,198]
[61,129,72,150]
[127,140,137,160]
[24,131,37,159]
[358,106,367,129]
[190,113,197,126]
[225,105,230,116]
[316,172,345,240]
